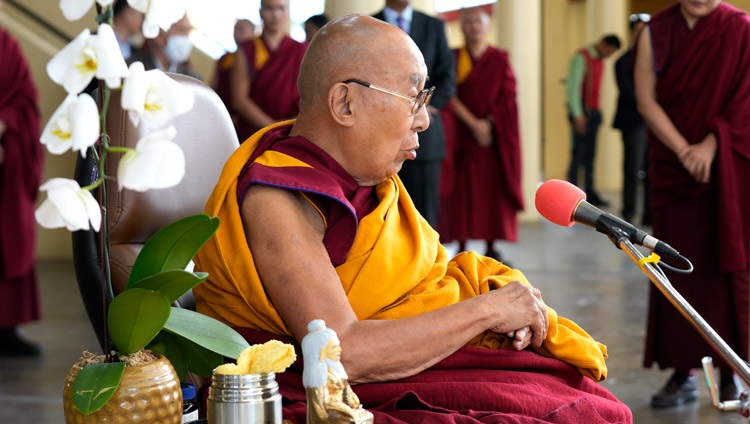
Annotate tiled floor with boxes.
[1,192,748,423]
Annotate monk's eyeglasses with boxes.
[629,13,650,23]
[343,79,435,115]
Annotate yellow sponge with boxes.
[248,339,296,374]
[215,340,296,375]
[214,363,243,375]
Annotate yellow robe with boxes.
[194,121,609,381]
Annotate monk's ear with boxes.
[328,83,355,128]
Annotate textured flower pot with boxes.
[62,353,182,423]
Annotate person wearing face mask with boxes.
[128,13,202,81]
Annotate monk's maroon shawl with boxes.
[647,2,750,273]
[444,46,524,243]
[235,36,306,142]
[0,27,42,281]
[639,2,750,370]
[0,27,43,326]
[226,329,631,424]
[236,125,377,266]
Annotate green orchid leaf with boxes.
[108,289,171,355]
[163,307,249,360]
[129,270,208,303]
[148,332,189,381]
[127,215,220,288]
[72,362,126,414]
[148,331,223,379]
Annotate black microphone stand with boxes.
[606,226,750,417]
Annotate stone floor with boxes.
[1,191,748,423]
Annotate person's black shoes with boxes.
[586,191,610,207]
[0,327,42,357]
[651,372,698,408]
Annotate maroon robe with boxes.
[235,36,306,143]
[442,46,524,243]
[641,3,750,371]
[236,125,378,266]
[213,51,238,126]
[221,328,632,424]
[0,27,43,327]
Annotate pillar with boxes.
[587,0,629,191]
[494,0,542,222]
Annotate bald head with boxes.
[460,7,491,45]
[297,14,425,112]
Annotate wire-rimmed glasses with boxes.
[343,79,435,115]
[629,13,650,23]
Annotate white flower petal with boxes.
[118,127,184,191]
[137,139,185,189]
[117,149,145,191]
[41,94,77,155]
[80,189,102,231]
[59,0,95,21]
[41,94,101,158]
[69,93,101,157]
[96,0,114,6]
[94,24,129,88]
[36,178,100,232]
[35,198,68,229]
[47,29,96,93]
[140,70,194,128]
[128,0,187,39]
[121,61,148,126]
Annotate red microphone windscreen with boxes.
[534,179,586,227]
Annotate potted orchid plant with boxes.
[34,0,247,418]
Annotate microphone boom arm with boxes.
[615,229,750,416]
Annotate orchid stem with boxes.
[95,3,116,359]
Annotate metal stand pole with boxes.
[615,233,750,383]
[613,230,750,418]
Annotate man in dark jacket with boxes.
[374,0,455,229]
[613,13,650,225]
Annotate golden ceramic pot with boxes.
[62,353,182,423]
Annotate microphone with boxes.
[535,179,680,259]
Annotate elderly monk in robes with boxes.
[634,0,750,408]
[194,14,632,423]
[230,0,306,143]
[441,6,523,260]
[0,17,44,357]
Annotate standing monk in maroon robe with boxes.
[634,0,750,408]
[0,20,44,357]
[230,0,306,143]
[443,7,523,260]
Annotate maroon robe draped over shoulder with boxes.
[641,3,750,370]
[236,126,378,266]
[235,36,306,143]
[0,27,43,327]
[441,46,523,243]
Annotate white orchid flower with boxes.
[59,0,115,21]
[121,61,194,128]
[41,93,100,158]
[35,178,102,232]
[47,24,128,94]
[118,126,185,191]
[93,23,130,89]
[127,0,188,39]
